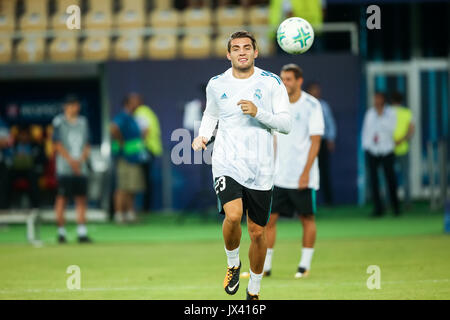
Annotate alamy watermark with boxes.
[366,265,381,290]
[66,265,81,290]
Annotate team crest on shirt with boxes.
[220,93,228,100]
[254,88,262,100]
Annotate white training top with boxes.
[361,106,397,156]
[274,91,324,190]
[199,67,292,191]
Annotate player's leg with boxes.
[262,213,279,275]
[292,189,317,278]
[74,176,91,243]
[55,195,67,243]
[246,214,267,298]
[216,176,244,295]
[261,187,293,276]
[297,214,316,278]
[55,176,68,243]
[222,198,243,252]
[244,188,273,300]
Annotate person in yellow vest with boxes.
[129,93,163,213]
[392,92,415,208]
[269,0,325,38]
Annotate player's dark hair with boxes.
[391,91,403,104]
[281,64,303,79]
[374,91,386,100]
[227,30,257,52]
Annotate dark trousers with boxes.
[366,152,400,215]
[318,142,333,205]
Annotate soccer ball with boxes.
[276,17,315,54]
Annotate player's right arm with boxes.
[192,81,219,151]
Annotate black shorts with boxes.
[214,176,273,227]
[57,175,88,198]
[271,186,317,217]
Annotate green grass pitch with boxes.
[0,202,449,300]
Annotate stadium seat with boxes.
[0,0,17,33]
[81,36,110,61]
[212,33,229,58]
[248,5,268,26]
[215,5,245,32]
[0,37,12,63]
[147,34,177,60]
[50,0,80,30]
[49,36,78,62]
[84,0,113,30]
[19,0,48,31]
[115,0,146,29]
[180,34,211,59]
[181,7,212,28]
[113,35,144,60]
[153,0,172,10]
[16,37,46,63]
[148,8,179,28]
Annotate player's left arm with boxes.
[79,119,91,168]
[239,80,291,134]
[299,101,325,189]
[299,135,322,189]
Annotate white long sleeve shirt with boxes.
[199,67,292,190]
[361,106,397,156]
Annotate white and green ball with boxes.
[277,17,315,54]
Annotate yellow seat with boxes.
[149,8,179,28]
[181,7,211,28]
[19,0,48,31]
[0,0,17,33]
[153,0,172,10]
[51,0,81,30]
[115,0,146,29]
[248,5,268,26]
[180,34,210,59]
[81,36,110,61]
[16,37,45,63]
[84,0,113,30]
[215,6,245,30]
[0,37,12,63]
[212,33,229,58]
[49,36,78,62]
[147,34,177,60]
[113,35,144,60]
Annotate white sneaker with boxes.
[126,211,137,222]
[114,213,125,224]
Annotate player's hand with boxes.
[69,158,81,175]
[327,140,335,152]
[298,172,309,189]
[238,100,258,117]
[192,136,208,151]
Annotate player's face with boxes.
[64,102,80,118]
[374,94,385,108]
[281,71,303,95]
[227,37,258,72]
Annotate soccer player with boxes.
[263,64,324,278]
[191,31,291,300]
[53,95,92,243]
